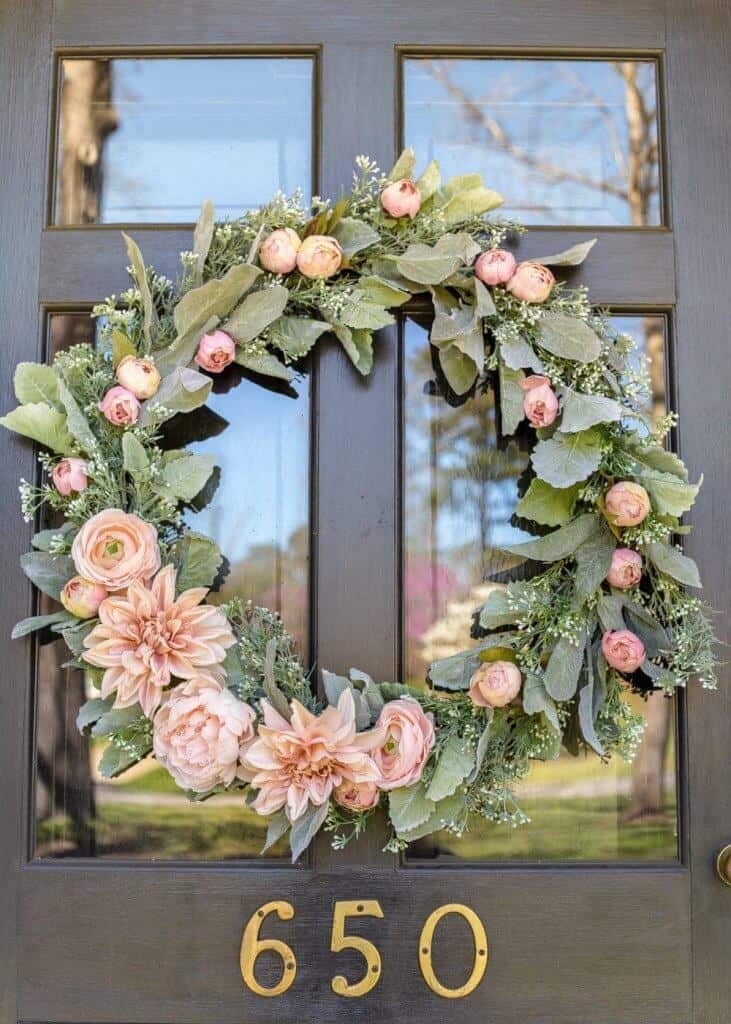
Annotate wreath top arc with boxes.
[2,149,717,860]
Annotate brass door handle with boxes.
[716,845,731,886]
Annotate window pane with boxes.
[402,315,678,861]
[34,313,310,859]
[403,58,661,226]
[54,57,313,224]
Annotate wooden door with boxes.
[1,2,729,1023]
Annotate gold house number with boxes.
[240,899,488,1000]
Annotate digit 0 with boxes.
[418,903,488,999]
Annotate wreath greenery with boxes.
[2,149,717,860]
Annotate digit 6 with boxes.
[240,900,297,997]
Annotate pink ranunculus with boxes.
[99,385,140,426]
[606,548,643,589]
[259,227,301,274]
[474,249,517,286]
[604,481,652,527]
[506,261,555,303]
[380,179,421,219]
[52,457,88,496]
[194,329,236,374]
[520,374,559,427]
[60,576,108,618]
[116,355,161,400]
[296,235,343,279]
[241,690,382,822]
[469,660,522,708]
[83,563,235,718]
[372,697,435,791]
[71,508,161,590]
[153,678,257,793]
[334,779,380,812]
[601,629,646,673]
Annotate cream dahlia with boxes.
[82,564,235,717]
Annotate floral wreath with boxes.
[3,150,717,861]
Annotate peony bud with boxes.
[52,457,88,496]
[60,576,108,618]
[115,355,160,400]
[475,248,517,286]
[98,385,140,426]
[469,660,522,708]
[380,179,421,219]
[606,548,643,589]
[296,235,343,279]
[334,780,380,812]
[604,481,651,527]
[601,629,646,673]
[194,330,236,374]
[520,374,559,427]
[506,261,555,303]
[259,227,301,274]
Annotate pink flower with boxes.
[469,660,522,708]
[380,179,421,219]
[83,564,236,718]
[606,548,643,589]
[195,330,236,374]
[60,576,108,618]
[520,374,559,427]
[604,481,651,527]
[296,235,343,279]
[71,508,161,590]
[99,385,140,426]
[116,356,160,400]
[334,780,380,812]
[506,261,555,303]
[372,697,435,791]
[242,690,381,822]
[52,457,88,496]
[259,228,301,274]
[601,630,646,673]
[153,678,256,793]
[474,249,517,286]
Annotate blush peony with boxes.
[474,248,517,286]
[380,179,421,219]
[601,629,646,673]
[371,697,435,791]
[296,235,343,279]
[116,355,161,400]
[52,457,88,496]
[71,508,161,590]
[520,374,559,427]
[506,261,555,303]
[153,678,256,793]
[604,481,651,527]
[469,660,522,708]
[82,564,235,717]
[333,779,380,812]
[606,548,643,589]
[259,227,301,274]
[60,576,108,618]
[98,385,140,426]
[195,329,236,373]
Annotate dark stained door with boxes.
[1,2,730,1023]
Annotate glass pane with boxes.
[402,315,678,861]
[34,313,310,859]
[403,58,661,226]
[54,57,313,224]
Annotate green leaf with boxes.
[225,284,289,346]
[122,432,149,475]
[597,594,626,632]
[389,783,434,835]
[531,239,597,266]
[221,645,247,698]
[428,636,511,690]
[438,345,478,395]
[578,650,604,755]
[396,238,465,285]
[235,351,295,381]
[139,367,212,426]
[426,733,475,802]
[289,800,329,862]
[169,533,222,591]
[531,428,604,488]
[56,376,97,452]
[261,809,290,854]
[643,541,702,588]
[122,232,157,348]
[14,363,59,406]
[573,521,616,602]
[161,453,215,501]
[12,611,71,639]
[358,275,410,307]
[0,403,73,454]
[500,336,543,372]
[91,705,145,738]
[498,362,525,435]
[516,479,580,527]
[192,199,215,283]
[20,551,74,600]
[627,442,688,481]
[415,160,441,201]
[112,330,137,368]
[622,600,669,658]
[331,217,380,258]
[321,671,370,730]
[387,147,416,181]
[31,523,75,551]
[473,278,496,317]
[443,173,483,198]
[522,673,560,732]
[262,637,293,723]
[330,294,394,331]
[560,387,622,433]
[544,634,586,701]
[478,588,518,629]
[333,325,374,376]
[501,513,601,562]
[441,186,503,223]
[397,794,466,843]
[98,742,140,779]
[76,695,115,732]
[467,716,494,782]
[270,316,330,359]
[640,469,702,517]
[536,313,602,364]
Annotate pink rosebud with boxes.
[98,385,140,426]
[52,457,88,496]
[606,548,643,589]
[604,481,651,527]
[469,660,522,708]
[194,330,236,374]
[60,576,108,618]
[334,780,380,812]
[520,374,559,427]
[296,235,343,279]
[259,227,302,275]
[474,248,517,286]
[506,261,555,303]
[116,355,161,400]
[380,179,421,219]
[372,697,435,791]
[601,630,646,673]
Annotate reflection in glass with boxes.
[54,57,313,224]
[402,315,677,860]
[404,58,661,226]
[35,314,309,859]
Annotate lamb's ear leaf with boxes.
[289,800,329,862]
[13,363,60,407]
[531,238,597,266]
[11,611,72,640]
[192,199,215,284]
[0,403,73,454]
[122,232,158,348]
[19,552,75,601]
[263,638,292,722]
[261,809,290,854]
[387,147,416,181]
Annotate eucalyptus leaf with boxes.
[544,633,586,702]
[536,313,602,364]
[498,362,525,435]
[522,673,560,732]
[426,733,475,802]
[531,238,597,266]
[501,513,600,563]
[331,217,380,258]
[643,541,702,588]
[14,363,59,406]
[0,403,73,454]
[161,453,215,501]
[192,199,215,283]
[530,428,604,487]
[560,387,622,433]
[225,285,289,346]
[20,551,74,601]
[289,800,329,862]
[122,432,149,475]
[122,232,157,348]
[516,479,580,527]
[235,351,295,381]
[139,366,212,426]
